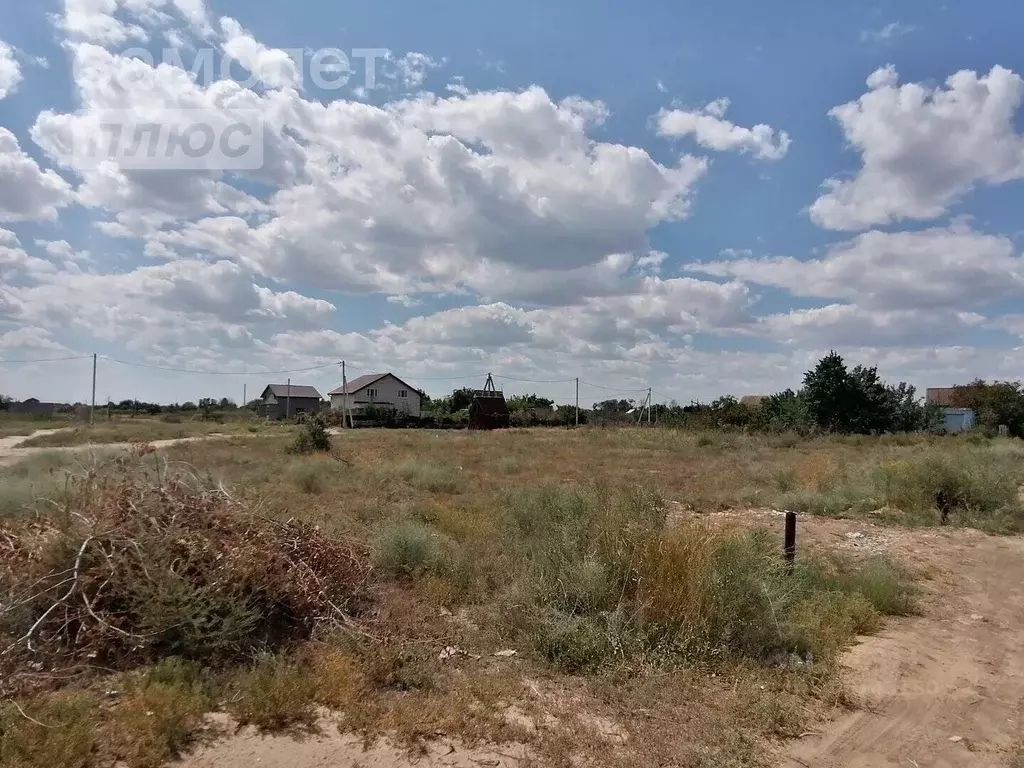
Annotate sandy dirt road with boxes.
[781,518,1024,768]
[0,429,239,468]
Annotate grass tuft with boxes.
[285,457,338,494]
[373,520,444,577]
[224,655,316,730]
[375,460,461,493]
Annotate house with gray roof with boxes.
[329,373,423,417]
[259,384,324,420]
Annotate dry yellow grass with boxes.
[3,427,1001,768]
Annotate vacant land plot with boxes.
[0,417,74,439]
[15,417,278,448]
[1,428,1022,767]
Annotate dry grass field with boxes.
[1,427,1022,767]
[14,417,278,448]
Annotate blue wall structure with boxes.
[942,408,976,433]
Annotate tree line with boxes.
[425,352,1024,436]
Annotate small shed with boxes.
[941,408,975,433]
[468,375,510,430]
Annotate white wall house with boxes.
[329,373,423,417]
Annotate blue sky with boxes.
[1,0,1024,407]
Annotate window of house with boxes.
[367,389,377,398]
[399,390,408,398]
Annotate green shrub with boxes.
[0,693,98,768]
[288,414,332,455]
[225,655,316,730]
[106,672,210,768]
[533,611,620,673]
[552,557,615,615]
[828,556,917,616]
[373,520,443,577]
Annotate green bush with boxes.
[288,414,332,455]
[827,556,917,616]
[225,655,316,730]
[533,611,622,673]
[373,520,443,577]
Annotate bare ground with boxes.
[0,429,237,468]
[778,515,1024,768]
[177,716,531,768]
[170,513,1024,767]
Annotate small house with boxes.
[329,373,423,417]
[259,384,324,420]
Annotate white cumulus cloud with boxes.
[55,0,212,45]
[690,224,1024,311]
[657,98,791,161]
[220,17,302,90]
[0,42,23,99]
[0,129,73,222]
[811,65,1024,231]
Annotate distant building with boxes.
[926,388,957,407]
[6,398,60,416]
[925,388,976,432]
[329,373,423,417]
[740,395,767,408]
[941,408,976,433]
[259,385,324,420]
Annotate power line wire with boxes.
[0,355,92,364]
[579,380,649,394]
[341,363,487,381]
[497,374,577,384]
[100,356,342,376]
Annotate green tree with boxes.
[886,382,932,432]
[449,388,475,412]
[756,389,808,432]
[803,351,860,432]
[849,365,891,433]
[952,380,1024,436]
[507,393,555,411]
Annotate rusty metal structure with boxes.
[468,374,511,430]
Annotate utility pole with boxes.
[575,377,580,427]
[342,361,352,428]
[286,378,291,420]
[243,384,247,410]
[90,353,97,426]
[648,388,653,426]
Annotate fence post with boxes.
[784,511,797,571]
